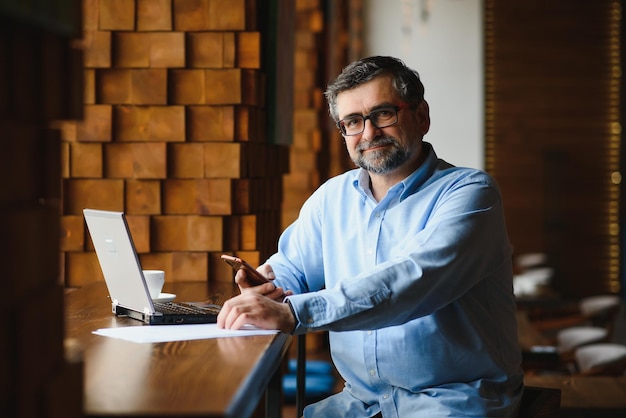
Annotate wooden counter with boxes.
[65,281,291,418]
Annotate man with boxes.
[218,56,523,417]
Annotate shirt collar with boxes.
[398,141,439,201]
[353,142,439,202]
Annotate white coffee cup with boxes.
[143,270,165,299]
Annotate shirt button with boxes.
[367,248,374,255]
[367,331,372,335]
[383,394,389,399]
[369,369,376,376]
[307,318,314,324]
[375,212,381,218]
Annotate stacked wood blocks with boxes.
[60,0,288,286]
[282,0,324,228]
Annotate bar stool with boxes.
[513,267,554,297]
[555,326,610,369]
[514,252,548,270]
[529,294,621,336]
[557,326,609,353]
[575,343,626,376]
[579,295,621,330]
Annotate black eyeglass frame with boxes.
[336,103,411,136]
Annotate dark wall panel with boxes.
[485,0,621,297]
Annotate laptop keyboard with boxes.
[154,302,222,315]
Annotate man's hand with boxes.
[217,292,296,333]
[234,263,274,287]
[235,264,292,302]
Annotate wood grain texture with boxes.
[63,178,124,214]
[125,180,162,215]
[187,105,235,141]
[75,104,112,142]
[69,142,102,178]
[99,0,135,30]
[64,282,290,417]
[61,0,290,290]
[162,178,233,215]
[137,0,173,31]
[104,142,167,179]
[115,105,185,142]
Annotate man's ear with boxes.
[417,100,431,135]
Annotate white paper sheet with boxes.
[92,324,279,343]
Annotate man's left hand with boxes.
[217,292,296,332]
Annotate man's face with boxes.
[335,75,429,176]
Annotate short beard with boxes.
[351,136,411,174]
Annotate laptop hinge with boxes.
[144,307,162,316]
[111,299,119,314]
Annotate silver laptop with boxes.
[83,208,221,325]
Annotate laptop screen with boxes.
[83,209,156,315]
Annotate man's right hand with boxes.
[234,264,291,301]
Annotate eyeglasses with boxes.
[336,103,410,136]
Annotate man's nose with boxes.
[362,118,381,137]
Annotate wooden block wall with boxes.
[60,0,288,286]
[281,0,325,229]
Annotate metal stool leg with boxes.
[296,334,306,418]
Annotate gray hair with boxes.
[324,56,425,121]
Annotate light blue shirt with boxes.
[268,143,524,417]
